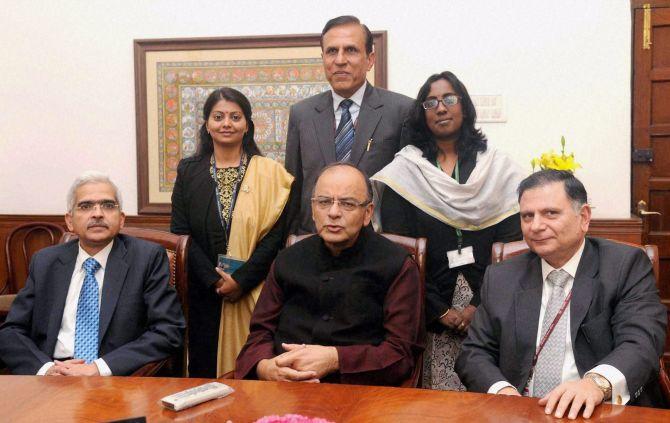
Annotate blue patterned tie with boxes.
[335,99,355,161]
[74,257,101,363]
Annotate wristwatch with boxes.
[585,372,612,401]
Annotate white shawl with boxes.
[371,145,527,231]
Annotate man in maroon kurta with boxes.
[235,163,424,385]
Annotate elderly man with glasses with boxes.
[235,163,424,386]
[0,171,184,376]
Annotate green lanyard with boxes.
[436,156,464,253]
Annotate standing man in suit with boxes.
[0,172,185,376]
[455,170,667,418]
[285,15,413,234]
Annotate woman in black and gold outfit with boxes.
[372,72,524,390]
[171,87,293,378]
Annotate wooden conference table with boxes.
[1,376,669,422]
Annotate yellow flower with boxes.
[530,137,581,172]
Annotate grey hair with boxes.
[66,171,123,212]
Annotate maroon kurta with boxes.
[235,230,424,386]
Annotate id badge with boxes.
[446,246,475,268]
[217,254,246,274]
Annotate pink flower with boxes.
[254,414,334,423]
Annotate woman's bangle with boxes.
[439,308,451,319]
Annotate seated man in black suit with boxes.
[235,163,424,386]
[0,172,185,376]
[456,170,667,419]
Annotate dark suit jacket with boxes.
[285,83,413,234]
[455,237,667,406]
[0,234,185,376]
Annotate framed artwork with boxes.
[134,33,387,214]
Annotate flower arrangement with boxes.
[530,136,581,172]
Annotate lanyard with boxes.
[523,289,573,395]
[435,156,464,253]
[212,153,246,254]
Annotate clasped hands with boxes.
[45,359,100,376]
[256,343,339,383]
[497,377,605,420]
[214,267,242,302]
[440,305,476,334]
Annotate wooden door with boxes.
[631,1,670,364]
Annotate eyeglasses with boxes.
[75,200,120,212]
[422,95,461,110]
[311,196,370,212]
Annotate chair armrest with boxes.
[660,358,670,405]
[0,294,17,319]
[399,352,423,388]
[131,359,168,377]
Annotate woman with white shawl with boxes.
[372,71,525,391]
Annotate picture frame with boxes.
[134,32,387,214]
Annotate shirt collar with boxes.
[541,238,586,281]
[75,239,114,272]
[331,80,367,112]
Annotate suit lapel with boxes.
[514,254,543,387]
[98,237,129,343]
[312,92,336,164]
[350,84,382,166]
[45,241,78,354]
[569,240,597,350]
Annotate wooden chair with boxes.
[1,222,65,322]
[60,227,190,377]
[286,232,427,388]
[491,238,670,404]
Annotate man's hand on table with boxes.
[49,359,101,376]
[538,378,605,420]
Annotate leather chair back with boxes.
[4,222,65,295]
[1,222,66,323]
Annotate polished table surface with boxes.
[1,375,669,422]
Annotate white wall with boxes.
[0,0,632,218]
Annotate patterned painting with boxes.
[135,34,386,214]
[156,59,330,191]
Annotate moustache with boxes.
[87,221,109,229]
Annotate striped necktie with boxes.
[335,99,355,161]
[73,257,101,363]
[532,269,571,397]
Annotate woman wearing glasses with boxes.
[372,71,524,390]
[170,87,293,378]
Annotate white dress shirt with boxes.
[37,241,114,376]
[488,240,630,404]
[332,81,367,129]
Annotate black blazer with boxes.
[170,154,289,294]
[0,234,185,375]
[455,237,667,406]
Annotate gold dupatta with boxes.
[216,155,294,377]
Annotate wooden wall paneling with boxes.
[0,215,170,289]
[0,214,642,287]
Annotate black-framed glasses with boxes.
[422,95,461,110]
[311,196,370,212]
[75,200,120,212]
